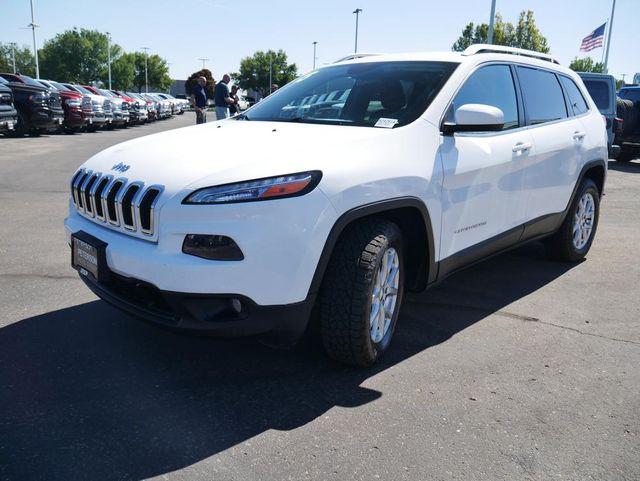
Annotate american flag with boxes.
[580,23,606,52]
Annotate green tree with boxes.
[130,52,172,92]
[39,28,112,83]
[569,57,604,73]
[0,43,36,76]
[185,69,216,99]
[232,49,297,97]
[452,10,550,53]
[109,52,136,90]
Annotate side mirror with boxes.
[442,103,504,134]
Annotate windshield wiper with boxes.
[287,116,353,125]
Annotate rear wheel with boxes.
[318,219,404,367]
[545,178,600,262]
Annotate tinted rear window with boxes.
[559,76,589,116]
[517,67,567,125]
[583,80,611,110]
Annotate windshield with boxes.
[99,89,114,97]
[619,89,640,103]
[72,85,94,95]
[241,61,457,127]
[17,75,45,88]
[49,81,71,92]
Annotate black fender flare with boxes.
[306,196,437,299]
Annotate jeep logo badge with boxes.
[111,162,130,173]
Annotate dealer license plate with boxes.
[72,234,102,280]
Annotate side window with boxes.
[560,76,589,116]
[584,80,611,110]
[517,66,567,125]
[452,65,519,130]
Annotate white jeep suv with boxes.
[65,45,607,366]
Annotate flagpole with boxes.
[603,0,616,73]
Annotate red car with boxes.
[38,79,91,133]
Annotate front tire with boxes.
[318,219,404,367]
[545,178,600,262]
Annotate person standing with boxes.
[229,85,240,116]
[214,74,235,120]
[191,76,208,124]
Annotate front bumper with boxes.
[0,109,18,131]
[28,107,63,130]
[89,112,107,126]
[77,265,313,339]
[64,187,338,305]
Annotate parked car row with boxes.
[0,73,188,137]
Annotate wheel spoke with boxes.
[368,247,400,344]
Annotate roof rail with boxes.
[462,44,560,65]
[333,53,381,64]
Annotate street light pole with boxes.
[353,8,362,53]
[313,41,318,70]
[198,58,209,69]
[106,32,112,90]
[487,0,497,45]
[28,0,40,78]
[141,47,150,93]
[10,43,17,74]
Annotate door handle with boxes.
[573,131,586,140]
[512,142,532,153]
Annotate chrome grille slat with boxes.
[77,170,92,211]
[120,182,143,231]
[91,175,112,220]
[107,179,126,226]
[70,169,163,239]
[82,173,100,216]
[139,186,163,235]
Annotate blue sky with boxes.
[2,0,637,82]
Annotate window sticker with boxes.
[374,117,398,128]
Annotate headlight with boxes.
[28,92,48,102]
[183,171,322,204]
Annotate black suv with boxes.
[0,77,19,135]
[0,73,64,136]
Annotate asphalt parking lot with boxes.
[0,113,638,481]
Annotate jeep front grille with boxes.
[71,168,163,238]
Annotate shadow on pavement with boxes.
[0,242,576,480]
[608,159,640,173]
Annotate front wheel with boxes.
[545,178,600,262]
[318,219,404,367]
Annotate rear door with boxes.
[438,63,533,260]
[516,66,587,222]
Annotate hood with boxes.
[85,93,105,104]
[79,119,404,200]
[58,90,83,100]
[5,82,46,94]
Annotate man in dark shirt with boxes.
[191,76,208,124]
[214,74,235,119]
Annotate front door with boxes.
[438,64,532,262]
